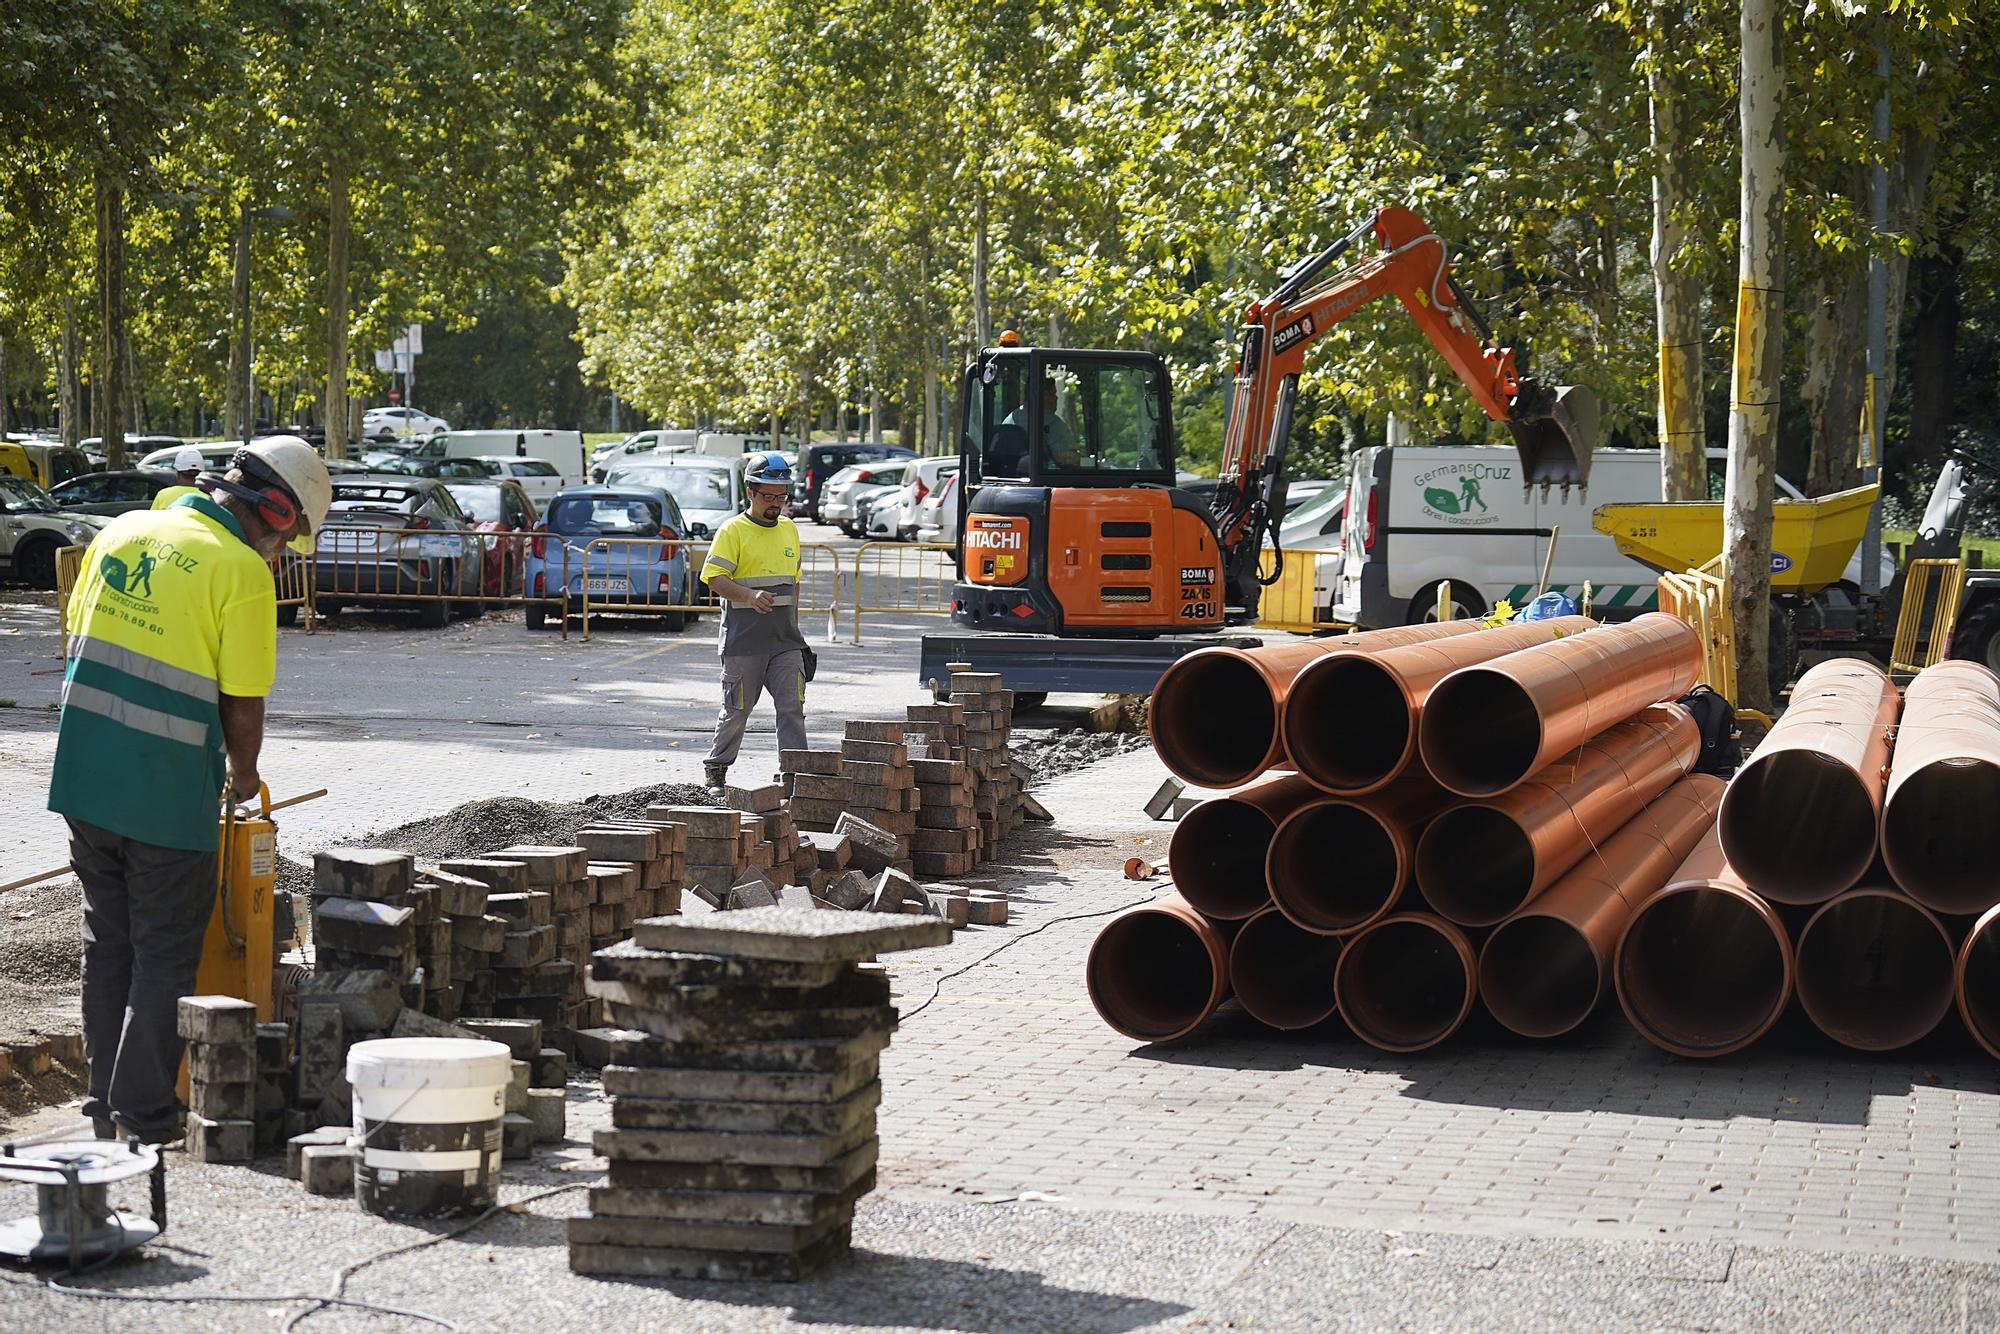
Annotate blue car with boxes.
[525,484,693,631]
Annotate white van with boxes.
[695,432,779,459]
[410,429,589,486]
[1330,445,1893,627]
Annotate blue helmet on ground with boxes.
[744,450,793,487]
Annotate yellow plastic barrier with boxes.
[1256,547,1345,633]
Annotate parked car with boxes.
[794,442,916,522]
[602,455,741,539]
[590,429,698,481]
[314,476,486,627]
[1283,478,1340,515]
[471,456,564,506]
[49,468,179,516]
[444,479,540,598]
[79,435,187,470]
[139,442,241,473]
[362,407,450,442]
[370,456,493,481]
[867,457,958,541]
[914,469,961,545]
[820,459,913,536]
[0,475,108,587]
[524,484,693,631]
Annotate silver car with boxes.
[314,475,486,627]
[820,459,912,536]
[602,456,741,539]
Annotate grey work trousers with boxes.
[67,818,217,1138]
[704,649,808,768]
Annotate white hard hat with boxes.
[238,435,332,536]
[173,446,204,473]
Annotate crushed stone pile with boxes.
[1011,729,1154,787]
[353,781,721,863]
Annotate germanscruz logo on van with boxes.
[1415,461,1511,526]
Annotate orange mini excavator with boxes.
[922,205,1598,697]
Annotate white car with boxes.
[590,429,698,480]
[472,456,565,505]
[139,441,242,473]
[0,474,109,587]
[820,459,913,536]
[603,455,742,540]
[914,468,961,544]
[362,407,450,442]
[867,457,958,541]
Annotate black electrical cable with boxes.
[901,891,1158,1020]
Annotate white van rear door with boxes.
[1388,449,1538,618]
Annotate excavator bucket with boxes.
[1506,383,1598,490]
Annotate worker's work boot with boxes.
[704,764,728,796]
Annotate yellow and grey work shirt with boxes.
[700,513,808,658]
[48,495,277,850]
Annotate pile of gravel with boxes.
[1011,729,1154,787]
[353,781,720,863]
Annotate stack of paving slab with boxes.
[178,995,259,1162]
[945,669,1024,858]
[656,804,749,909]
[435,856,524,1017]
[484,844,589,1035]
[571,906,947,1280]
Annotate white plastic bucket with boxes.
[346,1037,511,1219]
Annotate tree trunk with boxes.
[1880,127,1938,421]
[1723,0,1785,710]
[1649,21,1706,501]
[227,204,251,440]
[0,333,9,439]
[324,168,352,459]
[1803,260,1867,496]
[971,193,991,348]
[59,294,80,447]
[95,173,127,470]
[1903,219,1961,481]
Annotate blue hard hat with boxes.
[744,450,793,486]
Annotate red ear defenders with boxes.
[199,451,300,532]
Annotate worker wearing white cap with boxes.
[149,445,207,510]
[50,435,331,1143]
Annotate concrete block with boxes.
[725,871,780,910]
[499,924,556,968]
[389,1009,482,1041]
[313,848,415,903]
[832,814,898,875]
[844,720,903,743]
[297,970,403,1032]
[531,1047,568,1089]
[502,1112,535,1160]
[489,845,589,885]
[844,760,914,789]
[839,739,907,766]
[190,1077,255,1121]
[300,1144,356,1196]
[627,906,947,963]
[1019,790,1053,822]
[417,870,490,917]
[313,898,415,957]
[451,914,507,954]
[779,748,844,775]
[296,1001,347,1104]
[256,1022,290,1073]
[185,1113,254,1163]
[484,891,552,926]
[967,895,1009,926]
[576,828,657,862]
[459,1017,541,1057]
[527,1087,567,1143]
[644,805,740,838]
[176,995,256,1046]
[438,857,529,894]
[287,1126,351,1180]
[725,783,785,813]
[507,1059,531,1113]
[186,1039,255,1084]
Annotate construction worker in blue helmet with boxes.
[699,450,808,793]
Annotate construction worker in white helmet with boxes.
[48,435,331,1143]
[150,445,206,510]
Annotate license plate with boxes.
[583,577,628,594]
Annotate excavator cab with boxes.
[952,342,1227,636]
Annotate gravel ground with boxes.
[1011,730,1153,787]
[0,878,83,1053]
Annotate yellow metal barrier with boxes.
[849,541,958,644]
[1255,547,1345,633]
[55,544,84,658]
[573,538,843,643]
[1890,558,1966,673]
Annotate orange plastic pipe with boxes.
[1333,912,1479,1052]
[1954,901,2000,1061]
[1168,773,1321,920]
[1227,904,1344,1030]
[1477,773,1724,1038]
[1795,887,1955,1051]
[1881,660,2000,915]
[1614,825,1794,1058]
[1266,776,1450,935]
[1283,616,1597,794]
[1085,895,1237,1043]
[1417,613,1703,797]
[1718,657,1899,904]
[1416,703,1697,926]
[1149,620,1493,789]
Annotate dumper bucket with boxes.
[1507,382,1598,490]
